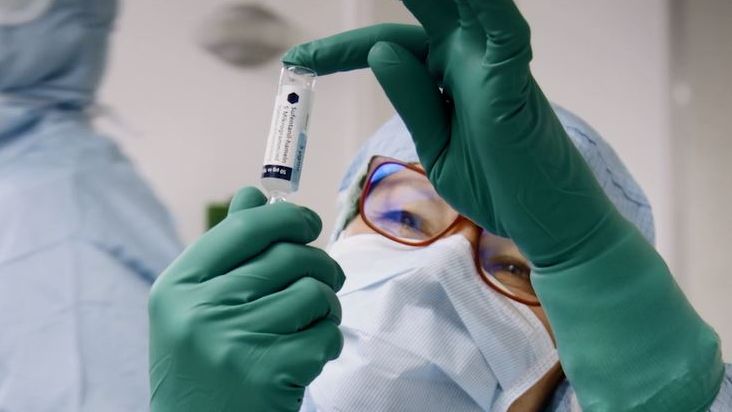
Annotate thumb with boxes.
[227,186,268,216]
[367,41,450,171]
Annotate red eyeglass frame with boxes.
[357,157,541,307]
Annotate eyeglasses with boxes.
[358,157,540,306]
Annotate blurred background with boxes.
[97,0,731,358]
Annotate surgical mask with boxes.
[308,233,559,411]
[0,0,53,26]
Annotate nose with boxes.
[446,217,481,248]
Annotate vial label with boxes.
[262,85,313,184]
[290,131,308,186]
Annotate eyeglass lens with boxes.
[363,162,537,302]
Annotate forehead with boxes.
[368,155,423,170]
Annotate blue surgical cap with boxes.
[332,104,656,246]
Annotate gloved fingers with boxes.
[239,277,342,334]
[282,24,428,76]
[201,243,345,303]
[368,41,450,172]
[167,202,322,283]
[243,242,345,292]
[402,0,459,38]
[465,0,531,62]
[227,186,267,216]
[454,0,486,40]
[296,318,344,363]
[275,319,344,386]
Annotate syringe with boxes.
[261,65,316,203]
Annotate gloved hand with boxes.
[148,187,345,412]
[283,1,724,410]
[283,2,603,266]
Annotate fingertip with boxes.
[330,322,345,359]
[332,260,346,293]
[299,206,323,241]
[313,319,345,362]
[322,283,343,325]
[282,45,306,67]
[227,186,267,215]
[281,47,296,64]
[368,41,401,68]
[328,305,343,327]
[267,202,323,242]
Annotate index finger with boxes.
[282,23,428,76]
[465,0,530,56]
[402,0,458,38]
[164,202,322,283]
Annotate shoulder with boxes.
[709,363,732,412]
[0,125,181,274]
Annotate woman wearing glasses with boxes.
[147,0,731,411]
[299,111,671,411]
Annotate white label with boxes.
[262,85,313,182]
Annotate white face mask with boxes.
[306,234,559,412]
[0,0,53,26]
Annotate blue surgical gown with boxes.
[0,106,182,411]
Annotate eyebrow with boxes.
[372,173,438,201]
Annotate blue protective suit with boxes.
[0,1,182,411]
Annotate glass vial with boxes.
[261,65,316,204]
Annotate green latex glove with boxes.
[283,0,723,410]
[285,6,598,265]
[149,187,345,412]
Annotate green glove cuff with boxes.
[532,215,724,411]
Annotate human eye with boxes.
[485,258,532,282]
[380,209,424,231]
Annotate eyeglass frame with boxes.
[357,156,541,307]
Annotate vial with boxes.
[261,65,316,203]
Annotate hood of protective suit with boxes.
[0,0,117,109]
[331,104,656,245]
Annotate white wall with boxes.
[101,0,729,358]
[670,0,732,360]
[100,0,389,245]
[519,0,675,267]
